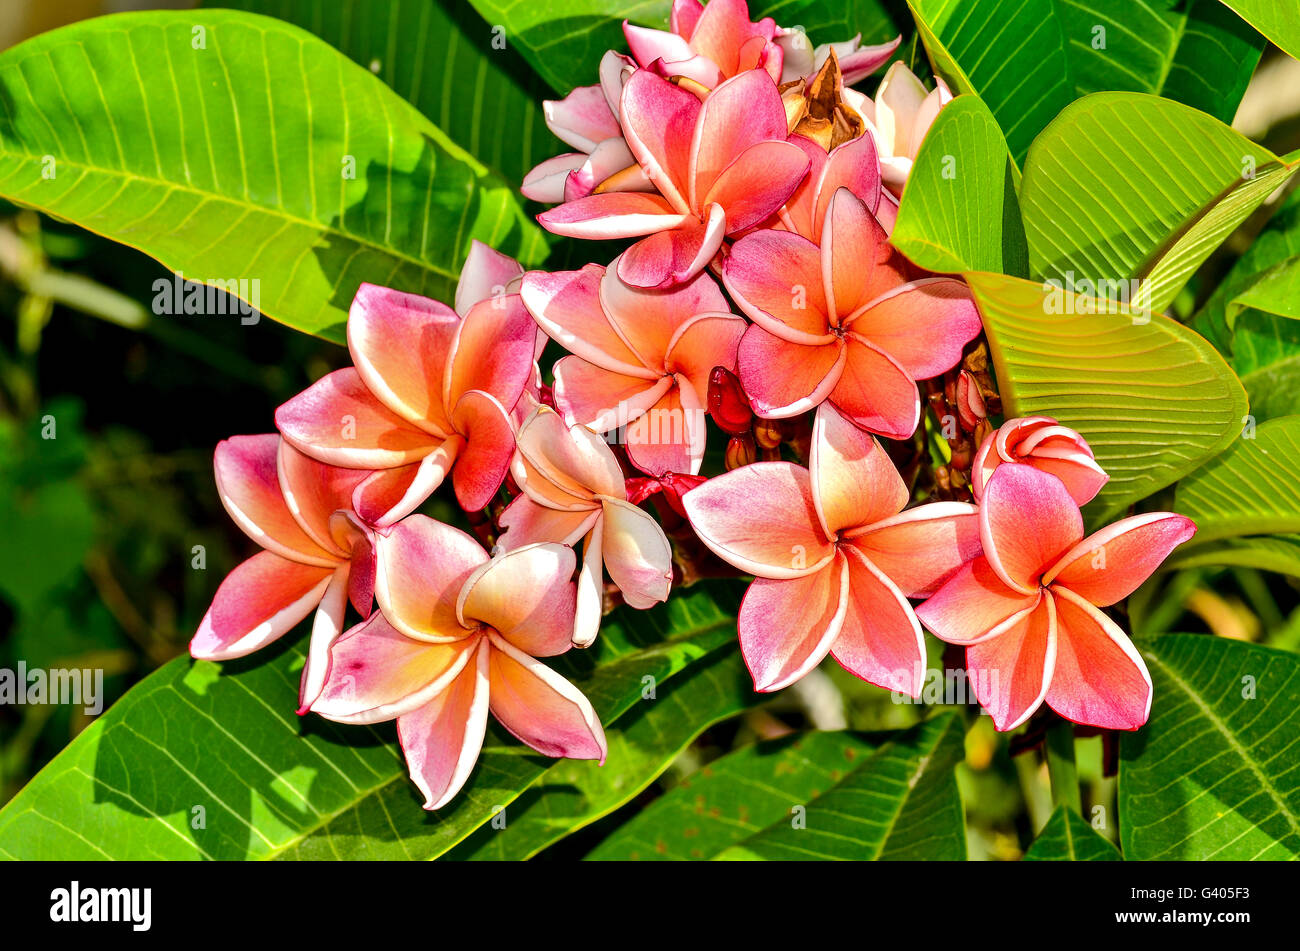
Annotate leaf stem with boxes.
[1045,719,1081,813]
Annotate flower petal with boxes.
[552,356,670,433]
[375,515,487,642]
[616,204,726,289]
[810,402,908,536]
[574,525,604,648]
[515,406,626,501]
[690,68,787,204]
[821,187,898,321]
[916,555,1041,644]
[831,546,926,696]
[1046,587,1152,730]
[521,264,654,377]
[723,229,831,342]
[980,463,1084,594]
[445,295,537,413]
[396,638,491,810]
[683,461,834,578]
[600,256,731,367]
[496,495,600,552]
[538,191,689,240]
[847,501,981,598]
[739,553,849,691]
[1044,512,1196,606]
[351,446,460,528]
[543,84,621,153]
[704,139,810,233]
[190,551,332,660]
[299,566,351,712]
[450,390,516,512]
[845,278,982,380]
[522,152,586,203]
[830,335,920,439]
[738,324,845,418]
[598,496,674,608]
[619,69,699,211]
[487,632,607,761]
[967,593,1057,731]
[276,439,369,554]
[664,312,746,400]
[624,379,704,476]
[458,544,578,657]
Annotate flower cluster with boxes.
[192,0,1196,809]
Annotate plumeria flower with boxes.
[498,406,673,647]
[625,0,783,88]
[861,62,953,193]
[522,52,653,204]
[275,243,535,522]
[917,464,1196,731]
[310,515,605,810]
[777,132,884,241]
[538,68,811,289]
[972,416,1107,506]
[684,405,981,693]
[192,435,376,711]
[521,255,745,475]
[777,28,900,87]
[723,187,982,437]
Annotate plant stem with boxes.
[1045,719,1081,813]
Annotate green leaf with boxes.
[0,586,740,860]
[1120,634,1300,860]
[907,0,1263,165]
[1019,93,1298,315]
[712,714,967,860]
[0,10,546,344]
[445,639,756,860]
[1215,0,1300,62]
[751,0,902,47]
[208,0,553,188]
[1164,535,1300,579]
[1023,805,1121,861]
[892,94,1027,276]
[1174,415,1300,544]
[966,272,1248,521]
[1227,257,1300,326]
[584,730,882,860]
[466,0,669,94]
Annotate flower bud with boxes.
[754,417,784,450]
[725,432,757,470]
[708,366,753,435]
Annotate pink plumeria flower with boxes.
[191,435,377,711]
[972,416,1108,506]
[539,68,811,289]
[625,0,783,88]
[310,515,605,810]
[522,52,654,204]
[275,243,535,523]
[498,406,673,647]
[521,255,744,475]
[776,28,900,87]
[861,62,953,193]
[684,405,981,693]
[917,464,1196,731]
[723,187,981,437]
[777,132,889,241]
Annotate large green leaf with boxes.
[1174,415,1300,544]
[907,0,1262,165]
[0,10,546,344]
[446,639,755,860]
[1022,805,1121,860]
[1019,93,1299,315]
[585,730,882,860]
[1120,634,1300,860]
[1165,534,1300,579]
[0,586,740,860]
[209,0,553,188]
[967,272,1248,521]
[1215,0,1300,61]
[712,714,967,860]
[892,94,1026,276]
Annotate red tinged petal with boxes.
[980,463,1084,594]
[445,295,537,413]
[396,638,492,810]
[739,553,849,691]
[687,0,774,76]
[600,257,731,368]
[845,278,982,380]
[515,406,626,501]
[275,368,445,469]
[738,325,845,418]
[449,390,516,512]
[723,229,831,342]
[214,435,337,567]
[538,191,689,240]
[521,265,653,377]
[190,551,333,660]
[543,84,621,153]
[821,188,896,321]
[811,134,883,236]
[552,356,671,433]
[522,152,586,204]
[375,515,487,643]
[346,534,376,618]
[706,365,753,435]
[347,283,458,430]
[487,633,607,762]
[704,139,810,234]
[846,501,982,598]
[1044,512,1196,606]
[351,446,460,528]
[599,497,674,608]
[916,556,1042,644]
[276,440,369,555]
[664,313,746,401]
[496,495,600,551]
[619,70,699,210]
[831,547,926,697]
[624,380,703,477]
[299,566,351,712]
[1046,587,1152,730]
[779,135,828,240]
[671,0,704,37]
[830,335,920,439]
[810,403,908,536]
[457,544,578,657]
[1028,454,1109,508]
[968,594,1057,731]
[310,613,478,724]
[456,240,525,316]
[683,461,834,578]
[690,69,788,204]
[616,203,726,288]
